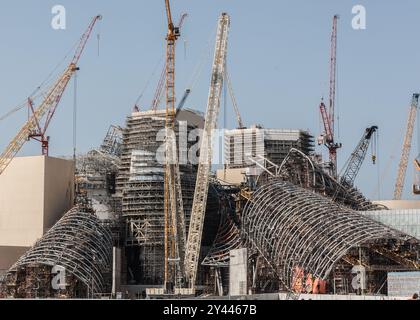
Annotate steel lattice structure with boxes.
[185,13,231,288]
[274,148,384,211]
[241,180,417,290]
[1,208,113,297]
[202,211,241,267]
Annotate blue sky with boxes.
[1,0,420,200]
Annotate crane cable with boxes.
[181,24,217,100]
[0,34,82,123]
[132,55,165,110]
[371,132,401,199]
[1,16,103,122]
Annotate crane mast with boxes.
[151,13,188,112]
[0,15,102,176]
[394,93,420,200]
[163,0,186,292]
[319,15,341,178]
[340,126,378,188]
[329,15,338,131]
[184,13,230,290]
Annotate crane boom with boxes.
[318,15,341,178]
[176,88,191,111]
[394,93,420,200]
[329,15,338,129]
[151,66,166,111]
[151,13,188,112]
[340,126,378,188]
[0,15,101,176]
[225,68,244,128]
[320,101,333,141]
[184,13,230,289]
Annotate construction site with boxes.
[0,2,420,301]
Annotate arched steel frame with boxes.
[4,208,113,294]
[241,180,413,289]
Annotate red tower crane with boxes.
[318,15,342,178]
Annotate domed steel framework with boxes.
[1,208,113,298]
[241,180,416,289]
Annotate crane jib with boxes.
[0,15,101,176]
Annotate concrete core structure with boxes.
[0,156,74,274]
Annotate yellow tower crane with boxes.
[163,0,187,293]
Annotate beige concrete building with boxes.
[0,156,74,274]
[217,168,247,185]
[373,200,420,210]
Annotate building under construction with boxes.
[0,6,420,300]
[114,109,222,289]
[224,127,314,169]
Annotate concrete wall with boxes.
[229,248,248,296]
[43,156,75,231]
[0,156,74,248]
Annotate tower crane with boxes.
[150,13,188,112]
[339,126,378,188]
[0,15,102,176]
[184,13,230,291]
[163,0,187,292]
[318,15,342,178]
[394,93,420,200]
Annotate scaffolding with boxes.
[224,128,315,169]
[116,109,221,286]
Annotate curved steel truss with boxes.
[267,148,384,211]
[241,180,416,290]
[202,213,241,267]
[1,208,113,298]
